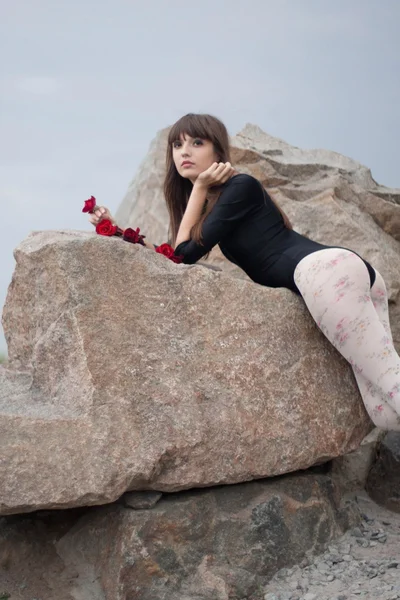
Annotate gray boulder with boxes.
[0,231,371,515]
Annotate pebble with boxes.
[262,493,400,600]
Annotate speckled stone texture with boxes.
[0,231,371,515]
[0,471,360,600]
[366,432,400,513]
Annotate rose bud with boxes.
[82,195,97,213]
[123,227,146,246]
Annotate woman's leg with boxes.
[352,271,400,429]
[293,249,400,430]
[369,269,392,339]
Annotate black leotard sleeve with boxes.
[174,174,260,264]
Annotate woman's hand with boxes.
[88,205,115,226]
[196,161,235,188]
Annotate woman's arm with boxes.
[174,174,261,264]
[175,161,235,249]
[88,206,159,249]
[142,241,157,250]
[174,181,208,249]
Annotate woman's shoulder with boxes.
[222,172,263,193]
[216,172,264,209]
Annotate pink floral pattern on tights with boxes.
[294,248,400,430]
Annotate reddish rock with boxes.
[0,231,371,514]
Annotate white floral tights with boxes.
[294,248,400,430]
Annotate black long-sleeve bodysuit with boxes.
[173,174,375,293]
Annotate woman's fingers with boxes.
[198,162,234,186]
[215,162,229,173]
[209,162,231,177]
[216,162,234,182]
[88,206,112,226]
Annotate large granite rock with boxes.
[0,231,371,515]
[0,470,360,600]
[115,123,400,347]
[366,432,400,512]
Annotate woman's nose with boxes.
[181,144,191,157]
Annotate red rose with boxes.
[82,195,96,213]
[156,243,183,263]
[95,219,118,236]
[170,254,184,264]
[123,227,146,246]
[155,243,175,258]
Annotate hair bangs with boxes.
[168,113,217,145]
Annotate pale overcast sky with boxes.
[1,0,399,353]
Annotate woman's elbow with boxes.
[181,254,198,265]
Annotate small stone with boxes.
[350,527,363,538]
[370,530,386,540]
[387,561,399,569]
[300,576,309,589]
[302,594,317,600]
[264,593,279,600]
[342,554,353,562]
[299,557,309,568]
[361,513,374,523]
[277,568,291,579]
[326,574,335,581]
[316,561,330,573]
[378,565,387,575]
[288,580,301,590]
[326,553,343,564]
[370,541,378,547]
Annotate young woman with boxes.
[89,113,400,431]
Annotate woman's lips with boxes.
[182,162,194,168]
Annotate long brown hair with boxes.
[164,113,292,253]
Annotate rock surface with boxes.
[262,491,400,600]
[0,230,371,515]
[115,123,400,348]
[366,432,400,513]
[0,470,359,600]
[331,428,386,492]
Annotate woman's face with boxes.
[172,133,219,183]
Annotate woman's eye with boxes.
[193,139,203,146]
[173,141,181,148]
